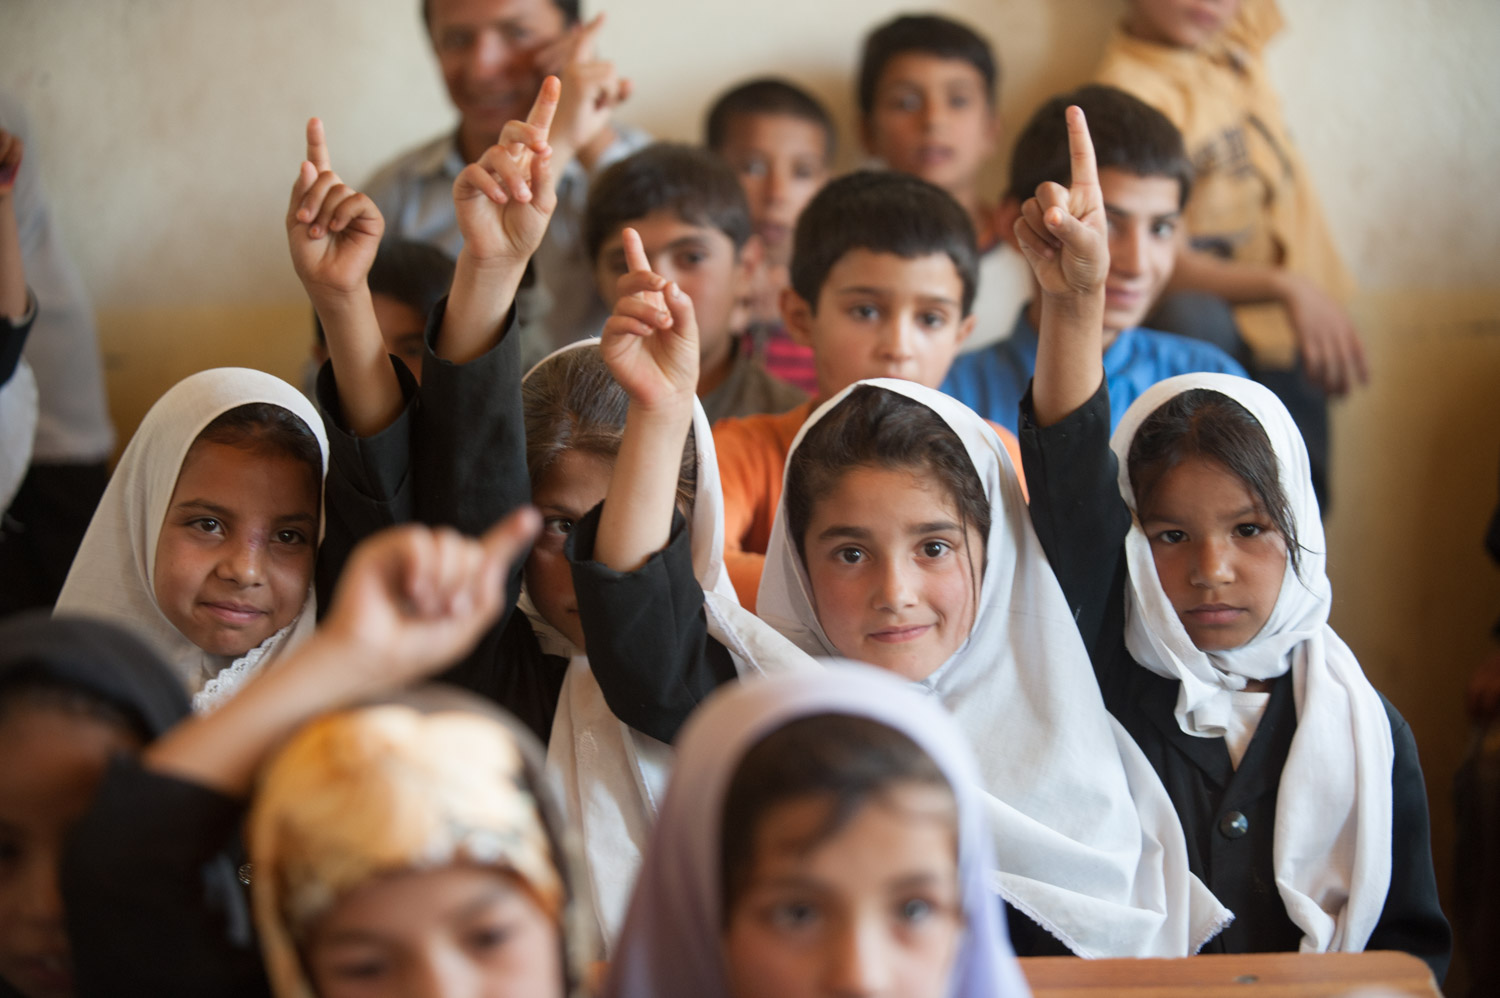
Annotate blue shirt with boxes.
[942,309,1248,433]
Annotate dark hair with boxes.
[1007,84,1194,207]
[314,240,455,347]
[1127,389,1302,575]
[584,143,753,265]
[194,403,324,494]
[857,13,998,117]
[0,677,149,744]
[789,171,978,315]
[785,386,988,569]
[422,0,579,29]
[522,345,696,512]
[720,713,954,921]
[704,77,837,165]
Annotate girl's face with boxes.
[525,449,615,650]
[801,465,982,680]
[1138,455,1288,651]
[153,439,320,658]
[304,865,565,998]
[723,783,962,998]
[0,708,140,998]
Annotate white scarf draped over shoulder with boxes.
[529,341,814,951]
[1110,372,1394,954]
[755,377,1231,958]
[54,368,328,709]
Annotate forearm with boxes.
[0,196,26,320]
[1168,248,1287,306]
[435,249,527,363]
[1031,288,1105,427]
[595,399,693,571]
[317,286,405,436]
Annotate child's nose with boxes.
[219,536,267,585]
[875,559,919,610]
[1112,225,1146,277]
[465,28,508,78]
[823,915,892,995]
[1192,538,1235,587]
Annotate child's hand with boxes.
[1013,105,1109,300]
[452,76,561,269]
[539,15,631,162]
[1278,273,1369,395]
[286,119,384,304]
[0,129,22,198]
[320,509,540,689]
[601,227,700,412]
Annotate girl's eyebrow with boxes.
[817,521,961,542]
[172,499,235,517]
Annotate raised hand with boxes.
[1013,105,1109,300]
[452,75,561,268]
[320,509,540,688]
[539,14,631,163]
[286,118,384,304]
[0,129,22,196]
[600,227,700,412]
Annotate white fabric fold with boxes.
[755,377,1230,957]
[54,368,328,701]
[1110,372,1393,953]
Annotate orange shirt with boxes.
[714,401,1025,611]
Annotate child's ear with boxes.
[955,312,977,349]
[735,235,765,293]
[311,341,329,365]
[780,287,817,348]
[859,114,877,157]
[994,197,1024,252]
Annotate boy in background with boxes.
[944,85,1245,434]
[714,171,1024,609]
[857,13,1030,353]
[1095,0,1362,506]
[705,77,836,395]
[586,143,805,423]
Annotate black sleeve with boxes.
[1018,379,1132,654]
[313,356,420,615]
[0,289,35,386]
[1366,698,1452,983]
[62,756,269,998]
[566,502,738,745]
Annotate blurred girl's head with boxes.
[249,693,588,998]
[0,615,188,998]
[521,345,696,649]
[783,386,987,679]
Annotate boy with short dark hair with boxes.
[856,13,1031,352]
[943,85,1246,434]
[714,170,1024,608]
[585,142,805,423]
[704,77,836,394]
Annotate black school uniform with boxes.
[1018,381,1451,980]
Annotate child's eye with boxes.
[897,896,935,924]
[948,93,972,110]
[190,517,223,534]
[543,516,575,537]
[1152,219,1178,239]
[674,249,708,270]
[792,161,819,180]
[466,922,515,952]
[834,546,866,565]
[274,528,309,545]
[738,159,769,178]
[438,28,475,52]
[847,303,880,321]
[888,93,923,114]
[330,958,388,981]
[767,900,820,931]
[918,310,948,330]
[1156,529,1187,544]
[920,540,951,558]
[1234,522,1265,538]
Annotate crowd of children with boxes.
[0,1,1469,996]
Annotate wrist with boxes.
[629,392,695,425]
[309,283,374,317]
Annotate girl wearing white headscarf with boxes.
[607,667,1032,998]
[55,368,329,711]
[751,378,1229,958]
[1018,370,1449,977]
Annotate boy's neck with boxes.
[1025,298,1120,350]
[697,332,738,399]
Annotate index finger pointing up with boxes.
[622,227,652,275]
[525,76,562,139]
[305,117,331,173]
[1065,105,1099,191]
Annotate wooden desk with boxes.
[1020,951,1442,997]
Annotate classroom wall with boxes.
[4,0,1499,958]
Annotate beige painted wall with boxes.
[4,0,1500,956]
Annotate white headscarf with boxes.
[527,341,812,950]
[605,666,1032,998]
[55,368,328,709]
[756,378,1230,957]
[1110,372,1393,953]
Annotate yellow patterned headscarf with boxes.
[248,701,588,997]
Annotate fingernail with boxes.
[309,225,321,238]
[669,283,684,300]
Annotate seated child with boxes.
[943,84,1246,434]
[57,513,555,996]
[0,126,38,514]
[857,12,1031,351]
[53,369,330,709]
[585,143,805,423]
[303,238,455,395]
[605,667,1031,997]
[0,613,189,998]
[1016,104,1449,975]
[704,77,835,395]
[1095,0,1366,505]
[713,170,1023,609]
